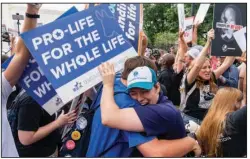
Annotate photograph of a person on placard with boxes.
[220,5,242,43]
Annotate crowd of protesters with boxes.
[2,4,246,158]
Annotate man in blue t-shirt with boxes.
[86,56,200,157]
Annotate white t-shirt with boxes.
[2,73,19,157]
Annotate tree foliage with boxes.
[153,32,178,50]
[143,3,214,48]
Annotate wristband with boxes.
[26,13,40,18]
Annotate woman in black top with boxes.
[197,87,246,157]
[179,29,236,120]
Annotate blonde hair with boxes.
[196,87,243,157]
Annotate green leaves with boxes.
[143,3,214,48]
[154,32,178,50]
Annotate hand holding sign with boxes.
[178,30,185,42]
[98,62,115,88]
[236,51,246,63]
[55,110,77,127]
[194,20,201,28]
[207,29,215,42]
[184,16,194,43]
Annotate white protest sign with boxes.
[177,4,186,31]
[184,16,194,43]
[233,27,246,52]
[194,4,210,25]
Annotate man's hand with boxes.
[98,62,115,88]
[55,110,77,128]
[236,51,246,63]
[178,30,185,40]
[194,20,201,28]
[207,29,215,42]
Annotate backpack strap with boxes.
[9,89,26,109]
[180,82,197,112]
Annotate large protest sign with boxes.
[233,27,246,53]
[57,6,79,19]
[184,16,194,43]
[87,4,143,54]
[211,4,246,56]
[2,7,79,115]
[194,4,210,24]
[85,3,99,9]
[107,4,143,54]
[177,4,186,31]
[21,5,138,104]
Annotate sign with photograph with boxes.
[211,4,246,56]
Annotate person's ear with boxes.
[155,82,161,94]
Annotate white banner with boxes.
[194,4,210,25]
[184,16,194,43]
[177,4,186,30]
[233,27,246,52]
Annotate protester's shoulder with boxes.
[174,69,184,79]
[113,74,136,107]
[226,107,246,125]
[17,92,39,107]
[113,73,126,91]
[184,73,196,91]
[114,92,136,108]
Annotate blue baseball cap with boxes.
[127,66,157,91]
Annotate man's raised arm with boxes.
[3,4,41,87]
